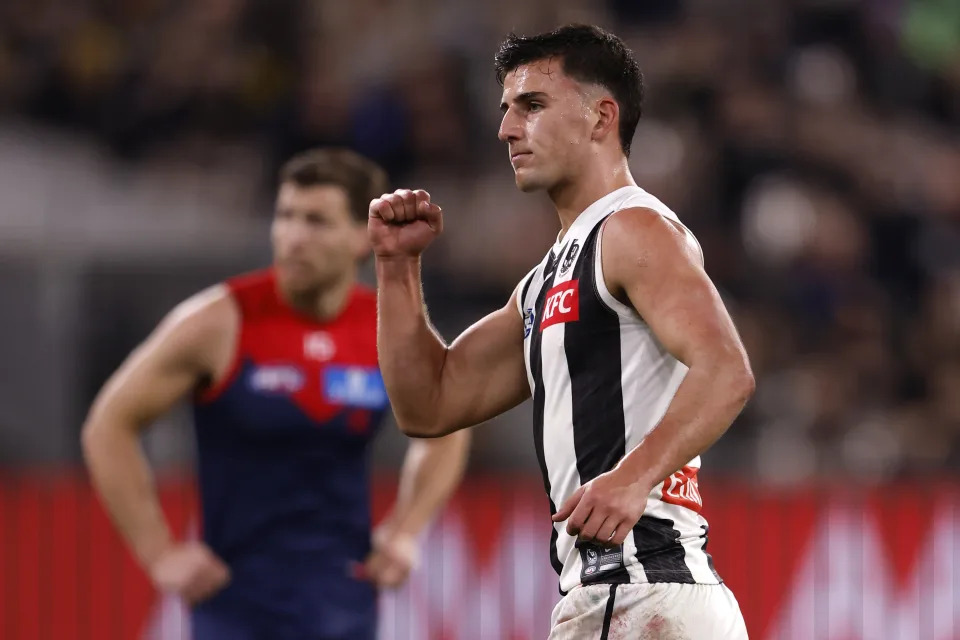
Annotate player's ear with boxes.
[592,96,619,145]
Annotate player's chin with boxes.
[514,172,545,193]
[275,267,322,296]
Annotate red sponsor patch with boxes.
[661,465,703,512]
[540,280,579,330]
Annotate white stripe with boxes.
[623,529,649,584]
[540,314,582,593]
[521,272,540,394]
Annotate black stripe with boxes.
[633,515,696,583]
[565,223,626,483]
[530,254,564,582]
[599,583,619,640]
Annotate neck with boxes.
[280,270,356,320]
[549,154,636,240]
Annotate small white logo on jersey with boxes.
[304,331,336,361]
[249,365,304,394]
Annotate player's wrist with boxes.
[613,454,659,494]
[374,526,421,566]
[375,254,422,268]
[137,534,176,573]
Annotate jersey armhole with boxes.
[595,214,640,319]
[194,290,243,405]
[594,208,705,319]
[515,267,537,317]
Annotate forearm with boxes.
[617,359,754,490]
[383,431,471,537]
[82,424,173,569]
[375,257,450,431]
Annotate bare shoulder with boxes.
[601,207,700,266]
[163,285,235,338]
[149,284,239,371]
[600,207,705,303]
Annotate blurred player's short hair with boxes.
[494,24,644,157]
[279,148,389,223]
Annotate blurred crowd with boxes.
[1,0,958,482]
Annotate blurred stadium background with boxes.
[1,0,959,638]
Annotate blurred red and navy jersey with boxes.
[190,269,386,639]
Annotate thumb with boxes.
[552,486,586,522]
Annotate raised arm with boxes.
[369,189,531,437]
[81,287,235,603]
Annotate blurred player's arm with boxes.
[362,430,470,588]
[376,258,530,437]
[556,208,755,544]
[81,287,234,603]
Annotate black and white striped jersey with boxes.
[516,185,721,594]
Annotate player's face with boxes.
[271,183,368,295]
[498,59,596,192]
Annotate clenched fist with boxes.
[354,525,419,590]
[368,189,444,259]
[148,542,231,606]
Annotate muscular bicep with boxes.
[85,289,235,434]
[602,209,747,366]
[436,293,531,432]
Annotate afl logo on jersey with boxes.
[540,280,579,331]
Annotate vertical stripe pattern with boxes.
[517,185,721,595]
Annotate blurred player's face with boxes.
[271,183,368,296]
[498,59,599,192]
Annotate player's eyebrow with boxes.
[500,91,549,113]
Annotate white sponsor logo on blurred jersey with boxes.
[249,365,305,394]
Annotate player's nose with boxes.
[281,221,311,251]
[498,112,522,143]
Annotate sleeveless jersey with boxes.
[191,269,387,638]
[516,186,721,595]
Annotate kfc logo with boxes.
[540,280,579,331]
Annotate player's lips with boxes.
[510,151,532,165]
[277,259,312,272]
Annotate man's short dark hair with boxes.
[279,148,389,223]
[494,24,644,157]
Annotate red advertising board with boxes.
[0,475,955,639]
